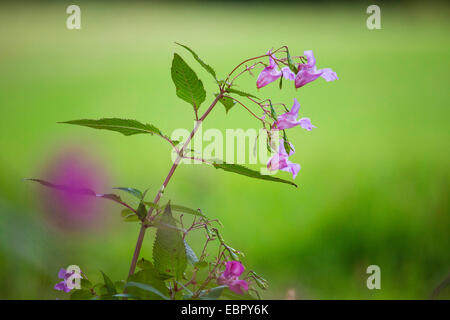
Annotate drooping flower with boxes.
[295,50,338,88]
[256,51,297,88]
[217,261,249,295]
[267,139,301,179]
[281,67,296,80]
[273,98,316,131]
[54,268,82,293]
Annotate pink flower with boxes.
[295,50,338,88]
[54,268,82,293]
[267,139,301,179]
[40,146,109,230]
[256,51,297,89]
[217,261,249,295]
[274,98,316,131]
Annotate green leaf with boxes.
[184,241,199,265]
[125,282,169,300]
[199,285,227,300]
[112,293,141,300]
[216,94,236,113]
[226,87,260,100]
[113,187,144,200]
[175,42,217,81]
[121,209,134,217]
[136,202,147,220]
[114,280,126,292]
[171,53,206,111]
[100,271,117,295]
[212,162,297,187]
[137,258,153,270]
[153,203,187,279]
[171,204,207,219]
[221,288,258,300]
[60,118,163,137]
[93,283,108,295]
[123,214,140,222]
[70,289,95,300]
[126,266,169,300]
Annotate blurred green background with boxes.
[0,1,449,299]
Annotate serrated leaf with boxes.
[113,187,144,200]
[226,87,260,100]
[184,241,199,265]
[216,94,236,113]
[137,258,154,270]
[60,118,164,137]
[125,282,169,300]
[171,53,206,111]
[212,163,297,187]
[175,42,217,81]
[153,204,187,280]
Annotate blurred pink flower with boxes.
[40,146,109,229]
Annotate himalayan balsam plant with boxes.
[28,44,337,300]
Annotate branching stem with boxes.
[126,92,224,279]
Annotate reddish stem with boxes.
[126,93,224,279]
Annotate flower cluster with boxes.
[257,50,338,90]
[256,49,338,179]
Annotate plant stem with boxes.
[126,93,224,279]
